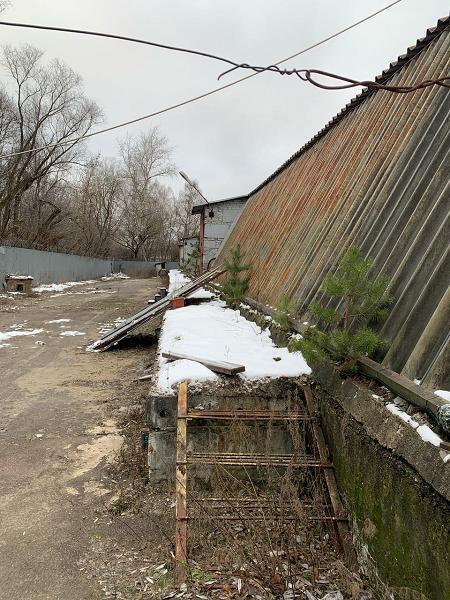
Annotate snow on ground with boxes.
[49,289,116,298]
[46,319,71,324]
[0,327,45,348]
[33,280,96,293]
[101,272,130,281]
[59,330,86,337]
[168,270,213,300]
[435,390,450,402]
[386,403,448,461]
[155,295,311,394]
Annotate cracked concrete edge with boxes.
[312,363,450,501]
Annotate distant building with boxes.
[192,195,248,272]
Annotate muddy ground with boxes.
[0,277,163,600]
[0,278,374,600]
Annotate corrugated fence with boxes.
[217,19,449,388]
[0,246,178,286]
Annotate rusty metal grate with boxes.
[174,382,354,583]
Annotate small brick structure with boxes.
[4,274,34,295]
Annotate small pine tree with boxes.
[291,246,391,371]
[222,245,251,309]
[182,241,200,277]
[273,294,298,331]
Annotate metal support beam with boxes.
[175,381,188,584]
[303,385,357,568]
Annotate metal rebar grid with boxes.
[174,382,353,583]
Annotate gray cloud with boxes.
[1,0,448,198]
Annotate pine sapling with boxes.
[273,294,298,331]
[222,244,251,309]
[291,246,391,371]
[182,241,200,277]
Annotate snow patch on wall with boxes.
[386,403,448,462]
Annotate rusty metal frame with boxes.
[175,381,188,584]
[303,384,357,567]
[183,409,316,421]
[174,382,354,583]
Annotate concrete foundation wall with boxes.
[312,365,449,600]
[0,245,178,285]
[147,363,449,597]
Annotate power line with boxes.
[0,0,405,160]
[0,0,404,72]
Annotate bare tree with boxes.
[0,1,11,14]
[15,174,69,247]
[68,157,121,256]
[0,45,102,238]
[115,128,175,258]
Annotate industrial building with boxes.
[217,16,450,389]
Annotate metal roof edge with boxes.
[249,15,450,197]
[192,194,249,214]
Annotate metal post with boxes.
[175,381,188,584]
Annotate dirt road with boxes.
[0,277,159,600]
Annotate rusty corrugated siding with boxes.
[217,18,450,387]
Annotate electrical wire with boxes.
[0,0,404,72]
[0,0,406,160]
[218,66,450,92]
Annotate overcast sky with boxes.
[0,1,448,199]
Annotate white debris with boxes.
[46,319,71,324]
[435,389,450,402]
[101,272,130,281]
[168,269,213,299]
[33,280,96,293]
[155,296,311,393]
[60,330,86,337]
[386,403,445,452]
[321,593,344,600]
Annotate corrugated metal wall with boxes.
[217,21,449,388]
[0,246,176,285]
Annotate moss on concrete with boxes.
[318,393,450,600]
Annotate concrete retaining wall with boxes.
[312,364,449,600]
[0,246,178,286]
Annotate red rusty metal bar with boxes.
[183,409,315,421]
[303,385,356,567]
[186,452,332,468]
